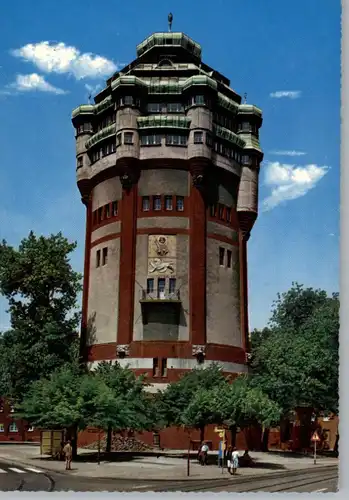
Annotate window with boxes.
[147,278,154,294]
[165,195,173,211]
[167,103,183,113]
[227,250,232,268]
[241,122,250,131]
[161,358,168,377]
[210,205,216,217]
[0,400,3,413]
[140,134,162,146]
[169,278,176,295]
[10,404,14,413]
[194,95,205,105]
[112,201,118,217]
[98,207,103,223]
[153,358,159,377]
[9,423,18,433]
[124,132,133,145]
[0,424,4,433]
[142,196,150,211]
[77,156,83,168]
[92,149,100,163]
[27,426,34,432]
[96,250,101,268]
[102,247,108,266]
[242,155,251,165]
[123,96,133,106]
[193,131,203,144]
[105,204,110,219]
[147,103,161,113]
[226,207,231,223]
[166,135,187,146]
[219,247,225,266]
[206,133,213,147]
[116,133,122,146]
[176,196,184,211]
[153,196,161,211]
[219,205,225,220]
[158,278,166,298]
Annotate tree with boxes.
[250,284,339,449]
[0,232,82,400]
[94,362,155,451]
[17,365,131,458]
[160,363,228,441]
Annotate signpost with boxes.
[311,431,320,465]
[214,427,226,474]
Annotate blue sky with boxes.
[0,0,340,331]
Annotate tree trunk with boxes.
[230,425,237,447]
[199,426,205,443]
[261,427,270,452]
[106,426,112,453]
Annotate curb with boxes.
[0,453,337,482]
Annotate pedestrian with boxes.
[199,441,209,466]
[226,445,233,474]
[63,440,73,470]
[231,447,240,475]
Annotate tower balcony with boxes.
[139,288,181,325]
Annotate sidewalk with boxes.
[0,444,338,480]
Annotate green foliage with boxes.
[0,232,82,399]
[250,283,339,415]
[160,363,227,427]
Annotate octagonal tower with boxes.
[72,30,263,390]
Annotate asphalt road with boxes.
[0,460,338,493]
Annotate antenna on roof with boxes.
[168,13,173,32]
[243,93,247,104]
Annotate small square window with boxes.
[227,250,232,268]
[9,422,18,433]
[10,404,14,413]
[102,247,108,266]
[161,358,168,378]
[147,278,154,294]
[219,247,225,266]
[98,207,103,223]
[153,357,159,377]
[0,424,4,433]
[142,196,150,211]
[194,95,205,105]
[226,207,231,223]
[165,195,173,211]
[241,122,250,131]
[77,156,83,168]
[194,131,203,144]
[105,204,110,219]
[147,103,161,113]
[27,426,34,432]
[169,278,176,294]
[112,201,118,217]
[153,196,161,211]
[158,278,166,298]
[96,250,101,268]
[242,155,251,165]
[124,132,133,144]
[176,196,184,211]
[123,96,133,106]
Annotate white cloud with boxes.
[269,150,307,157]
[12,41,118,80]
[9,73,67,94]
[270,90,302,99]
[262,161,329,211]
[85,83,102,97]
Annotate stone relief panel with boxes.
[147,235,176,276]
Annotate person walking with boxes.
[199,441,209,466]
[63,440,73,470]
[226,445,233,474]
[231,447,240,475]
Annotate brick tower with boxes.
[72,29,263,391]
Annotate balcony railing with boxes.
[140,288,181,302]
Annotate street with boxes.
[0,460,338,493]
